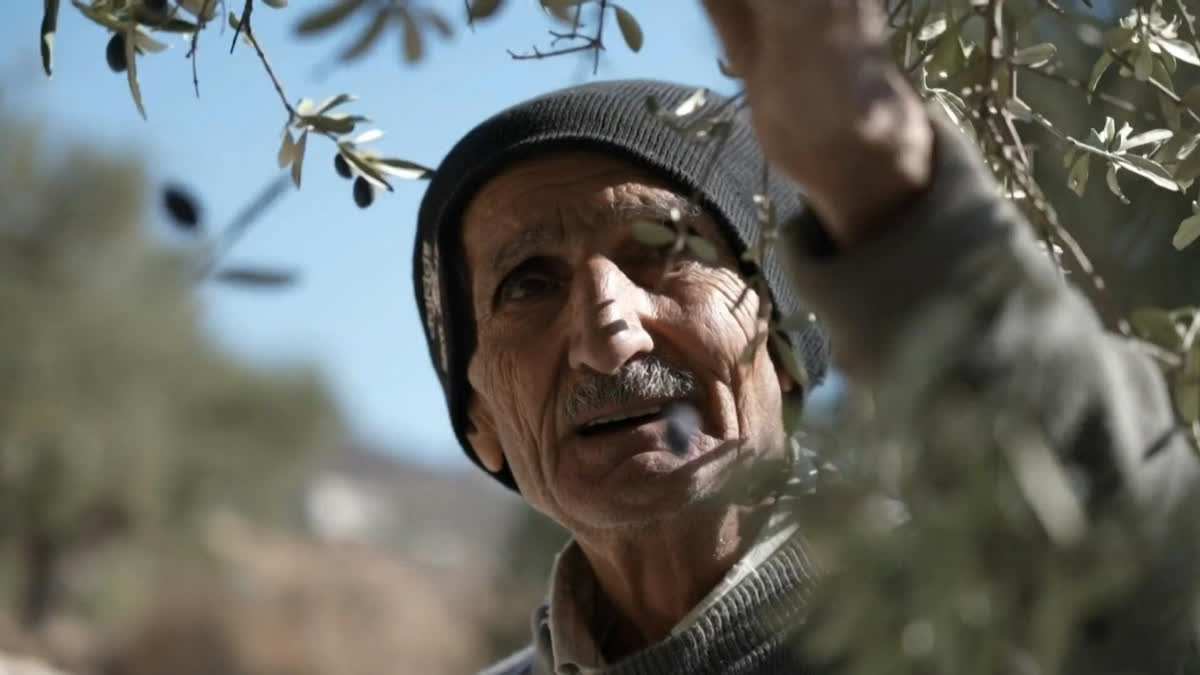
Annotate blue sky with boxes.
[1,1,835,468]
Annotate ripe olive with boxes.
[106,33,127,73]
[162,185,201,230]
[352,176,374,208]
[334,153,353,179]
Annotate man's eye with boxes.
[496,261,561,305]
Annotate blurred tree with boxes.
[0,114,338,630]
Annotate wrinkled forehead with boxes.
[459,150,703,282]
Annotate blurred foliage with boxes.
[0,113,339,631]
[27,0,1200,672]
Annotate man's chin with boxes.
[557,439,744,528]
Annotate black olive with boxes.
[352,176,374,208]
[162,185,201,230]
[334,153,353,179]
[106,33,127,73]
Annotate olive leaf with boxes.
[373,157,434,180]
[1129,308,1184,348]
[1104,165,1130,204]
[1174,341,1200,423]
[1088,52,1114,93]
[426,11,453,39]
[1113,154,1178,191]
[314,93,357,115]
[340,10,389,62]
[352,128,384,144]
[1185,86,1200,116]
[468,0,503,21]
[770,331,810,391]
[1012,43,1057,67]
[178,0,218,20]
[1173,214,1200,250]
[277,129,296,168]
[631,220,677,247]
[401,8,423,63]
[215,267,299,288]
[686,235,719,263]
[1067,155,1090,197]
[613,5,643,53]
[261,0,289,7]
[673,88,708,117]
[296,0,366,35]
[290,131,308,189]
[41,0,60,77]
[338,144,393,191]
[123,26,146,119]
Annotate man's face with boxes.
[461,152,789,534]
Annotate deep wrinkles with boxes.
[565,355,699,425]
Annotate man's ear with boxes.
[466,396,505,474]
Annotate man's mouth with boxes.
[576,405,668,437]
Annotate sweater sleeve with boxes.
[778,110,1199,672]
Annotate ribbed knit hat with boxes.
[413,79,830,491]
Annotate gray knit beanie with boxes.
[413,79,830,491]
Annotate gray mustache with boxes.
[565,355,699,424]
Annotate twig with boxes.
[239,16,297,121]
[508,0,610,75]
[187,0,215,98]
[230,0,251,54]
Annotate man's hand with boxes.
[703,0,934,247]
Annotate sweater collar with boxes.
[544,479,817,675]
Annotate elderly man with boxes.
[414,2,1199,674]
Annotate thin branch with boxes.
[507,0,610,75]
[187,0,215,98]
[239,15,297,121]
[230,0,251,54]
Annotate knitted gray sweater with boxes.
[479,113,1200,675]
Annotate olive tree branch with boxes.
[230,0,251,54]
[508,0,610,75]
[236,12,297,122]
[186,0,216,98]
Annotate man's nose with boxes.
[566,256,655,375]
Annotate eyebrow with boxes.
[489,222,563,280]
[486,193,704,278]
